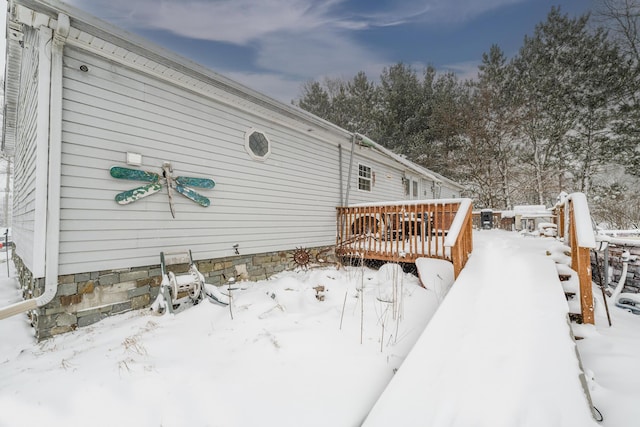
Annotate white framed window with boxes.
[358,164,372,191]
[244,128,271,161]
[412,180,418,198]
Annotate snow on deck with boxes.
[363,231,598,427]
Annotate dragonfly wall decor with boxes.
[110,162,215,218]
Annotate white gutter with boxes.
[0,11,69,320]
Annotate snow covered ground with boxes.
[0,230,639,426]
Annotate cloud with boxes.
[440,61,481,81]
[254,31,377,78]
[62,0,517,99]
[222,70,305,103]
[68,0,386,84]
[330,0,527,29]
[69,0,352,44]
[68,0,526,44]
[411,0,525,24]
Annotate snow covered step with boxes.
[556,263,580,298]
[559,265,584,324]
[567,299,582,315]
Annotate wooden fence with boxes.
[336,199,473,277]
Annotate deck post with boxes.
[576,246,594,324]
[568,198,594,325]
[450,207,473,278]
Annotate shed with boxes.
[513,205,554,232]
[0,0,463,339]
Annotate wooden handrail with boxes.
[554,193,596,324]
[336,199,473,277]
[446,205,474,277]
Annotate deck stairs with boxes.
[556,263,584,325]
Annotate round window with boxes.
[244,129,271,161]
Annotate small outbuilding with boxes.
[513,205,554,232]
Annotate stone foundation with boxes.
[13,246,336,340]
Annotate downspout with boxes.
[0,13,69,320]
[344,134,356,206]
[338,144,343,206]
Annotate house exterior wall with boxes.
[439,183,460,199]
[345,145,408,205]
[4,0,463,339]
[56,44,454,277]
[58,46,351,276]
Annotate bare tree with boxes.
[595,0,640,63]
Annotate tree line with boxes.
[294,2,640,228]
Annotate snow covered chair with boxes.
[152,250,204,314]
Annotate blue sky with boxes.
[7,0,595,102]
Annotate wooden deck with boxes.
[336,199,473,277]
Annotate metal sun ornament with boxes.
[291,247,312,270]
[110,163,215,218]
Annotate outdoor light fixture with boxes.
[126,152,142,166]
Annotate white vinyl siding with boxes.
[57,47,348,274]
[440,185,460,199]
[11,27,41,275]
[345,148,407,205]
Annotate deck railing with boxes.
[554,193,596,324]
[336,199,473,277]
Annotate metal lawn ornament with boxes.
[110,163,215,218]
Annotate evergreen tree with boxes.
[295,74,380,136]
[293,5,639,214]
[422,69,466,179]
[467,45,519,208]
[377,63,425,154]
[513,8,594,204]
[296,80,331,119]
[344,71,380,136]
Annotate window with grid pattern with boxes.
[358,164,372,191]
